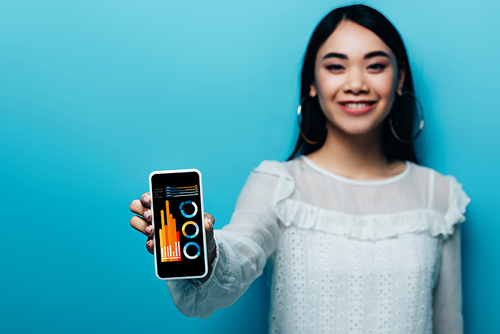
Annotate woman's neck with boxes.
[306,124,405,181]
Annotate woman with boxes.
[130,4,470,333]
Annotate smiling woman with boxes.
[291,5,419,168]
[312,23,402,127]
[304,18,409,179]
[130,4,470,334]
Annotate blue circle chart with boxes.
[183,242,201,259]
[179,201,198,218]
[182,221,199,239]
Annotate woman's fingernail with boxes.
[207,218,213,228]
[143,197,150,205]
[144,211,151,220]
[145,226,153,235]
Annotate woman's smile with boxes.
[338,100,377,115]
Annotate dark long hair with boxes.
[288,4,419,164]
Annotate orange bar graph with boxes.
[159,200,181,262]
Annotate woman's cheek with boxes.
[318,78,343,98]
[374,70,397,95]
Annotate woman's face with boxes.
[310,19,405,136]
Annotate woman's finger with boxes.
[204,213,215,231]
[130,199,146,216]
[130,198,152,222]
[146,237,154,254]
[130,215,154,237]
[140,192,151,208]
[203,213,216,262]
[196,213,217,283]
[130,199,152,222]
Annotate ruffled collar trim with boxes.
[301,155,411,186]
[255,159,470,241]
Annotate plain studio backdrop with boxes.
[0,1,498,333]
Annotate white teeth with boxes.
[344,102,372,108]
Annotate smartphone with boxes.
[148,169,208,280]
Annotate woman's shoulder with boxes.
[253,157,303,177]
[409,163,467,198]
[410,162,471,237]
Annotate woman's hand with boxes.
[129,193,217,280]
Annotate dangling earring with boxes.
[389,90,425,143]
[297,96,320,145]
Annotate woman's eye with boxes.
[368,63,386,71]
[326,64,344,71]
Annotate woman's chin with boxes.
[332,124,381,137]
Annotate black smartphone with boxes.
[148,169,208,280]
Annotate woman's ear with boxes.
[309,83,317,98]
[396,67,406,96]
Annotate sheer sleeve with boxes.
[432,224,463,334]
[432,175,470,334]
[165,162,285,318]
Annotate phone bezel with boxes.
[148,169,208,280]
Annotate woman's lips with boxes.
[338,101,376,115]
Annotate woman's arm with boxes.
[432,224,463,334]
[165,168,282,318]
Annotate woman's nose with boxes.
[344,69,369,94]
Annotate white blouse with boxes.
[166,156,470,334]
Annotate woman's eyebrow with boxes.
[322,51,390,60]
[322,52,347,60]
[364,51,390,59]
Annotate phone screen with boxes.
[149,170,207,280]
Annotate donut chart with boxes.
[182,221,199,239]
[179,201,198,218]
[183,242,201,259]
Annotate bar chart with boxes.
[159,200,182,262]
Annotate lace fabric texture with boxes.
[166,156,470,334]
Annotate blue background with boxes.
[1,0,498,333]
